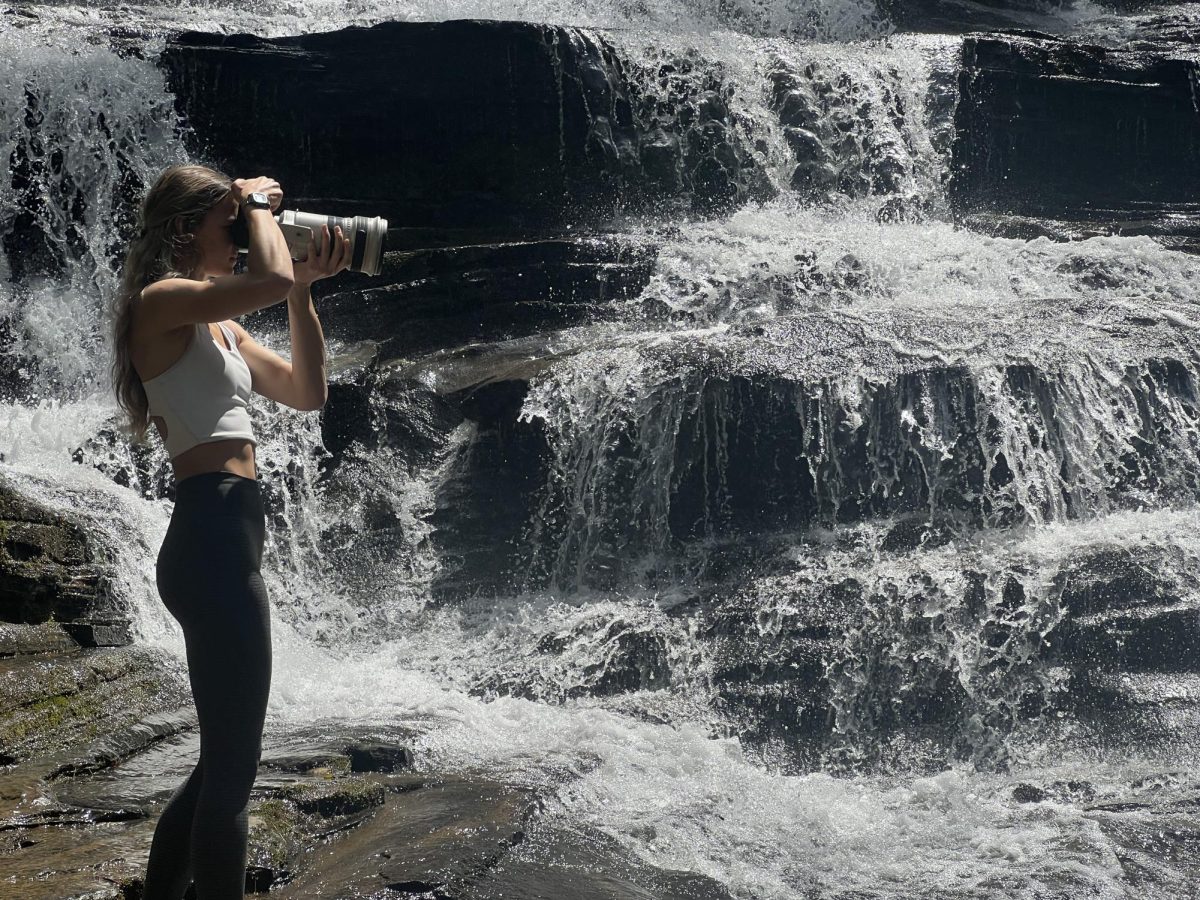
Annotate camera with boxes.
[230,209,388,276]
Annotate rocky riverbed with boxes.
[4,1,1200,897]
[0,484,730,897]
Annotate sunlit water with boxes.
[3,2,1199,897]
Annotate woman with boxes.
[108,164,350,898]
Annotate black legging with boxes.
[144,471,270,899]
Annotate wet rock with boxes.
[1053,671,1200,757]
[959,210,1200,255]
[256,724,425,786]
[269,774,539,899]
[462,819,737,899]
[0,812,157,899]
[346,741,416,774]
[259,748,352,776]
[777,86,819,128]
[769,58,932,203]
[0,621,78,657]
[470,606,685,703]
[246,795,305,889]
[0,474,133,645]
[69,417,174,503]
[950,33,1200,248]
[875,194,929,224]
[278,776,387,819]
[879,0,1081,33]
[791,160,839,194]
[45,706,197,781]
[5,712,541,899]
[247,238,656,362]
[698,570,862,764]
[1082,770,1200,888]
[318,361,465,481]
[1121,6,1200,48]
[783,126,830,165]
[159,22,770,242]
[1049,778,1096,803]
[425,335,1200,596]
[1048,545,1200,675]
[1012,782,1048,802]
[624,47,775,214]
[0,646,187,765]
[640,127,685,192]
[1068,605,1200,673]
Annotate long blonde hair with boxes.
[109,164,231,444]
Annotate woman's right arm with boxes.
[136,176,295,330]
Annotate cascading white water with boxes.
[3,1,1198,896]
[521,204,1200,585]
[9,0,889,42]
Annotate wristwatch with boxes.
[242,191,271,210]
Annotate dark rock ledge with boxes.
[950,30,1200,252]
[157,20,774,242]
[0,479,730,898]
[0,473,134,650]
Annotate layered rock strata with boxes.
[950,32,1200,250]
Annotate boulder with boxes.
[345,740,416,774]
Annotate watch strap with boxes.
[243,191,271,210]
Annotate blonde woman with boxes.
[109,164,350,898]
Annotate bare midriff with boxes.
[162,435,257,483]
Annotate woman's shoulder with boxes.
[131,284,197,341]
[138,276,196,301]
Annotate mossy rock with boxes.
[0,475,130,639]
[0,621,77,657]
[278,776,387,818]
[248,797,305,874]
[245,776,388,889]
[259,749,352,776]
[0,649,186,763]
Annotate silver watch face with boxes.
[246,191,270,208]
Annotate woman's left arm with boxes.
[228,223,350,412]
[284,280,328,411]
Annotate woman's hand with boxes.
[293,224,351,286]
[231,176,283,211]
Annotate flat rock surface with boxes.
[463,818,736,900]
[271,773,538,898]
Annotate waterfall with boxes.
[3,0,1199,896]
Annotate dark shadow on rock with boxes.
[159,21,774,245]
[950,31,1200,251]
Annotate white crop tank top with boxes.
[140,321,256,460]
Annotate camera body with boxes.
[230,208,388,276]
